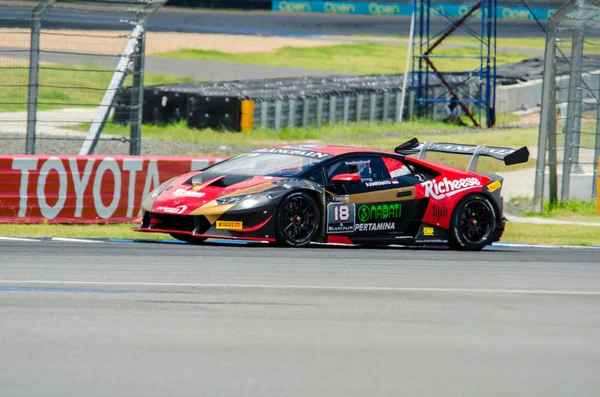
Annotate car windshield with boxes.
[205,152,326,177]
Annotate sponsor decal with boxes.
[192,185,202,191]
[423,227,435,236]
[421,177,481,200]
[216,221,243,230]
[415,239,448,244]
[253,147,330,159]
[354,222,395,232]
[331,195,350,203]
[432,204,449,222]
[357,203,401,223]
[172,188,205,198]
[156,205,187,214]
[326,203,356,234]
[365,180,392,187]
[487,180,502,193]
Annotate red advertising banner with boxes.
[0,155,224,223]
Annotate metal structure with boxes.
[411,0,497,128]
[534,0,600,210]
[0,0,165,156]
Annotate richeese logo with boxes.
[421,177,481,200]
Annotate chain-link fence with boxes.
[534,0,600,209]
[0,0,164,156]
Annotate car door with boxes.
[318,154,420,238]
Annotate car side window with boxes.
[382,156,413,178]
[307,169,326,185]
[325,156,390,184]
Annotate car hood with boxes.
[151,171,286,215]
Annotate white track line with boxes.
[50,237,102,243]
[0,280,598,296]
[0,236,40,242]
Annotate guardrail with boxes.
[272,1,557,20]
[0,155,223,223]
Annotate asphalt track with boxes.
[1,239,599,397]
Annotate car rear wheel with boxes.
[449,194,496,251]
[276,191,320,247]
[169,233,207,244]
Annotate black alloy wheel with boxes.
[276,191,320,247]
[169,233,207,244]
[449,194,496,251]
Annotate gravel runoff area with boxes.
[0,28,347,55]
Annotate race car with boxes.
[134,139,529,251]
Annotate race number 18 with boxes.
[334,205,350,221]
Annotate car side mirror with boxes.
[331,173,361,186]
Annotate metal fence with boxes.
[534,0,600,210]
[0,0,163,156]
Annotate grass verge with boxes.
[0,222,598,247]
[0,223,169,240]
[156,43,528,75]
[502,223,600,246]
[0,64,196,112]
[64,119,538,173]
[510,198,600,222]
[354,35,548,51]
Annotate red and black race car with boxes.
[134,138,529,251]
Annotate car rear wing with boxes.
[394,138,530,172]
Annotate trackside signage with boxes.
[0,155,222,223]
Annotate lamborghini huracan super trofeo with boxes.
[134,138,529,251]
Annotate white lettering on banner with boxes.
[68,158,95,218]
[92,158,121,219]
[421,177,481,200]
[11,158,38,217]
[37,158,67,220]
[140,160,160,216]
[122,158,143,218]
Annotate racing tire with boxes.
[169,233,207,245]
[275,191,320,247]
[449,194,497,251]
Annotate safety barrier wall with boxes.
[0,156,223,224]
[272,1,557,20]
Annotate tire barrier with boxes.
[115,58,559,132]
[115,72,518,131]
[0,155,223,224]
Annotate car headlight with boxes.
[215,194,253,205]
[150,178,175,199]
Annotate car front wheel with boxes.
[275,191,320,247]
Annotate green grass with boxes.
[0,64,196,112]
[0,223,169,240]
[64,119,538,173]
[354,34,548,51]
[521,199,600,222]
[1,222,598,247]
[503,223,600,246]
[157,43,528,75]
